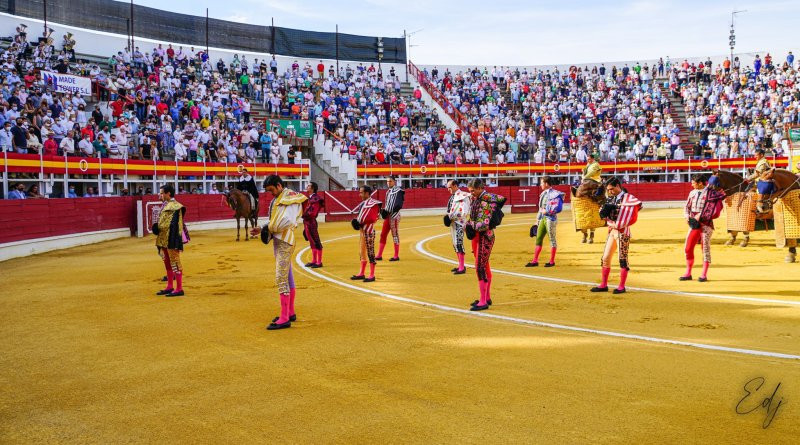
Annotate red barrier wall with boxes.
[0,183,695,245]
[0,197,137,244]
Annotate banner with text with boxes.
[41,71,93,96]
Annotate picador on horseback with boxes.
[745,150,772,196]
[582,153,604,198]
[237,168,260,215]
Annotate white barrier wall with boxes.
[415,53,800,75]
[0,13,406,78]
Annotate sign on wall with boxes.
[266,119,313,139]
[41,71,93,96]
[787,127,800,173]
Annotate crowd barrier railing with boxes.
[1,151,309,195]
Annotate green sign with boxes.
[790,128,800,142]
[266,119,313,139]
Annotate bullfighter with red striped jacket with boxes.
[591,177,642,294]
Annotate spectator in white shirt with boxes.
[0,122,13,151]
[174,139,188,161]
[78,134,94,157]
[60,130,76,155]
[108,134,123,159]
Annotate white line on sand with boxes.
[415,225,800,307]
[292,229,800,361]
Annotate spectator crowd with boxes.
[2,22,798,199]
[670,53,798,159]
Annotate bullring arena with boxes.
[2,0,800,443]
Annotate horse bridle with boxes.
[717,175,749,210]
[764,175,800,205]
[223,192,238,211]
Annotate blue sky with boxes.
[121,0,800,65]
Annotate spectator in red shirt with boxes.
[147,72,159,86]
[80,126,95,141]
[110,99,124,118]
[43,133,58,155]
[317,61,325,78]
[23,72,36,88]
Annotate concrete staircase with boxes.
[657,82,697,153]
[312,134,356,190]
[398,81,414,97]
[306,81,417,190]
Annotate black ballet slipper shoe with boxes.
[267,321,291,330]
[470,304,490,311]
[272,315,297,323]
[389,257,400,262]
[679,275,692,281]
[453,268,466,275]
[362,277,376,283]
[590,286,608,293]
[166,290,184,297]
[156,288,173,295]
[350,275,366,280]
[525,261,539,267]
[544,262,555,267]
[612,288,626,294]
[698,277,707,282]
[470,298,492,307]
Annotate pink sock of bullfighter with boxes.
[683,258,694,277]
[600,267,611,288]
[532,245,543,263]
[701,261,710,279]
[276,293,290,324]
[617,269,629,290]
[359,261,367,276]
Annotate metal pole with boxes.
[130,0,134,50]
[43,0,47,36]
[2,150,7,198]
[206,8,209,56]
[730,12,734,65]
[63,153,68,198]
[335,25,339,77]
[271,17,275,56]
[98,158,103,196]
[403,29,408,82]
[126,19,131,52]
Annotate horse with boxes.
[571,180,605,206]
[712,170,761,247]
[224,188,259,241]
[755,168,800,214]
[711,170,748,197]
[571,180,606,243]
[755,168,800,263]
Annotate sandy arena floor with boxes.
[1,208,799,443]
